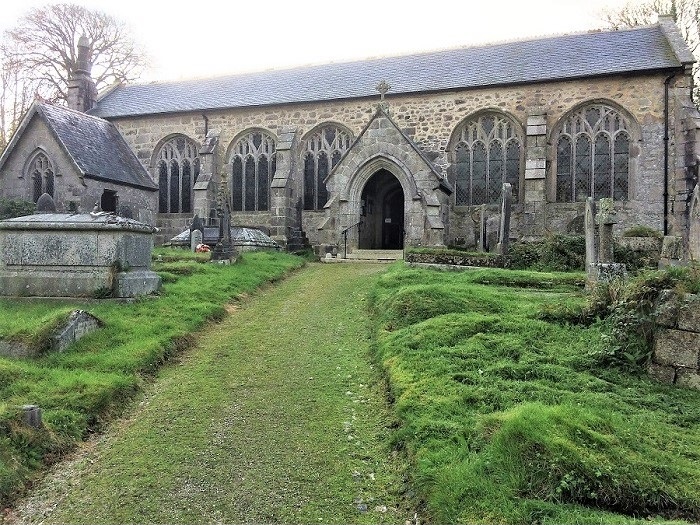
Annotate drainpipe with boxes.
[202,113,209,138]
[664,72,678,236]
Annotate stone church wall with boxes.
[0,116,156,223]
[109,72,680,247]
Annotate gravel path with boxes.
[4,263,415,524]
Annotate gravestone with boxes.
[22,405,42,429]
[688,183,700,262]
[596,198,616,263]
[584,197,597,280]
[191,228,203,252]
[659,236,684,268]
[36,193,56,213]
[496,183,512,255]
[478,204,487,251]
[485,216,500,252]
[589,198,626,284]
[211,174,237,262]
[190,214,204,235]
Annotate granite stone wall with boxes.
[107,72,692,248]
[0,116,157,224]
[649,291,700,390]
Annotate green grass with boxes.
[8,263,411,524]
[0,249,304,507]
[369,264,700,524]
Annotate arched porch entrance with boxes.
[359,169,404,249]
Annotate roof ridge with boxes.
[39,101,111,124]
[115,23,661,88]
[93,22,681,119]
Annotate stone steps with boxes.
[322,249,404,263]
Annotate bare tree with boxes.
[0,47,43,152]
[0,3,146,149]
[602,0,700,102]
[602,0,700,55]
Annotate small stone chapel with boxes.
[1,18,700,254]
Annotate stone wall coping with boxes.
[0,213,156,233]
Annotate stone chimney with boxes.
[67,35,97,112]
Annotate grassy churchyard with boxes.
[1,250,700,524]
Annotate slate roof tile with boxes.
[91,24,684,119]
[38,104,157,190]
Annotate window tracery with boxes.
[452,113,521,206]
[303,126,352,210]
[156,136,200,213]
[230,131,276,211]
[28,151,55,203]
[555,103,630,202]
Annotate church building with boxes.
[1,18,699,254]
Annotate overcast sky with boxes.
[2,0,640,82]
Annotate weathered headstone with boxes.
[589,198,626,284]
[478,204,487,252]
[596,198,616,263]
[486,216,500,252]
[35,193,56,213]
[496,183,512,255]
[659,235,684,268]
[190,214,204,234]
[211,173,237,262]
[22,405,42,428]
[191,228,203,252]
[584,197,597,279]
[688,183,700,262]
[190,214,206,251]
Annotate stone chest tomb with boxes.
[0,213,160,297]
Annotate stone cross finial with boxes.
[376,80,391,101]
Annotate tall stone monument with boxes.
[211,173,237,262]
[496,183,512,255]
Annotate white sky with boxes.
[1,0,639,82]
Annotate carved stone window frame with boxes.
[550,100,640,203]
[301,123,353,211]
[153,134,201,214]
[25,149,56,203]
[448,110,524,207]
[226,129,277,212]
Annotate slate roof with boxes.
[36,103,157,190]
[92,23,689,119]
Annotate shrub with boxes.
[509,235,585,272]
[622,225,662,238]
[0,198,35,220]
[587,268,700,369]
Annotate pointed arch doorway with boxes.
[359,169,404,249]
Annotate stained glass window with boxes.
[555,103,631,202]
[303,125,352,210]
[155,136,200,213]
[452,113,522,206]
[28,152,54,203]
[230,131,276,211]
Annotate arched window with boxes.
[452,112,521,206]
[230,131,276,212]
[555,103,631,202]
[156,136,200,213]
[28,151,55,203]
[303,125,352,210]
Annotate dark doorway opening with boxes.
[101,190,117,212]
[359,169,404,249]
